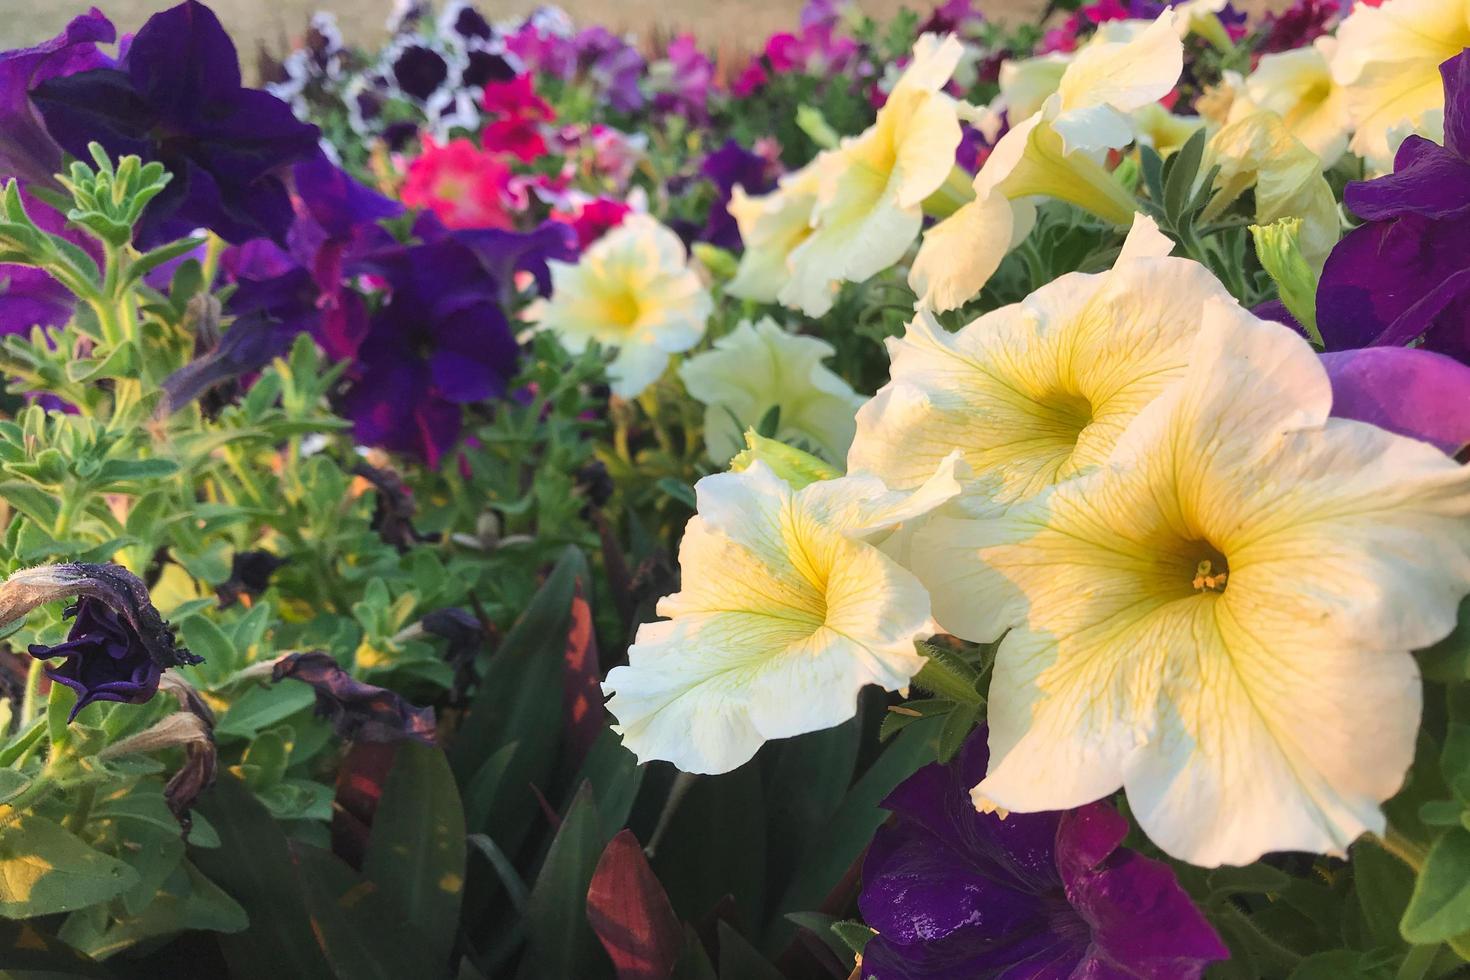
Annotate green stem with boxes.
[0,777,57,827]
[18,658,45,728]
[63,784,96,834]
[53,486,86,540]
[1375,827,1428,873]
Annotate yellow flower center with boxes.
[602,284,643,334]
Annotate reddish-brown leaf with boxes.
[562,584,605,768]
[586,830,683,980]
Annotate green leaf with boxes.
[1349,840,1414,953]
[467,833,529,914]
[1286,950,1377,980]
[451,547,585,852]
[362,741,467,973]
[912,643,983,704]
[774,715,944,937]
[94,457,180,485]
[0,917,113,978]
[1163,127,1206,225]
[519,782,604,980]
[294,843,431,980]
[831,919,876,956]
[179,615,238,675]
[937,700,980,764]
[1206,863,1293,901]
[1401,827,1470,944]
[68,860,247,960]
[0,813,139,917]
[215,682,315,740]
[766,719,859,902]
[717,921,784,980]
[573,727,646,842]
[655,477,697,509]
[190,772,335,980]
[783,911,849,964]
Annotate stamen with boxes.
[1192,559,1228,592]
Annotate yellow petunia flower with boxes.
[910,303,1470,866]
[536,214,712,398]
[1203,109,1340,267]
[852,214,1232,517]
[602,457,964,775]
[909,12,1182,311]
[1331,0,1470,169]
[1243,37,1351,168]
[678,317,864,466]
[726,161,822,305]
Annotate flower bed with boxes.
[0,0,1468,976]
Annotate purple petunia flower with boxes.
[1317,50,1470,360]
[651,35,714,122]
[1321,346,1470,456]
[0,8,114,188]
[858,728,1228,979]
[29,0,321,249]
[697,139,777,250]
[575,27,646,114]
[339,236,515,463]
[1256,0,1341,54]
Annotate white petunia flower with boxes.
[602,457,965,774]
[678,318,864,466]
[910,302,1470,866]
[537,214,712,398]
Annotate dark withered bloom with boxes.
[859,728,1227,979]
[353,460,421,551]
[3,563,201,721]
[216,549,287,608]
[273,651,435,744]
[29,0,321,248]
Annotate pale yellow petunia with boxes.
[602,458,963,774]
[911,303,1470,866]
[1331,0,1470,169]
[853,214,1232,518]
[726,161,822,305]
[678,317,864,466]
[780,34,965,316]
[909,12,1181,310]
[1244,37,1351,168]
[537,214,712,398]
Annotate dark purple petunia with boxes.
[697,139,776,251]
[575,27,646,114]
[0,9,115,188]
[1318,50,1470,360]
[341,234,523,463]
[272,650,435,744]
[858,728,1228,979]
[29,0,320,249]
[389,42,450,102]
[1256,0,1340,54]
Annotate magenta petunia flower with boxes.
[1317,50,1470,360]
[858,728,1228,979]
[29,0,320,248]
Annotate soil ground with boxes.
[6,0,1046,57]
